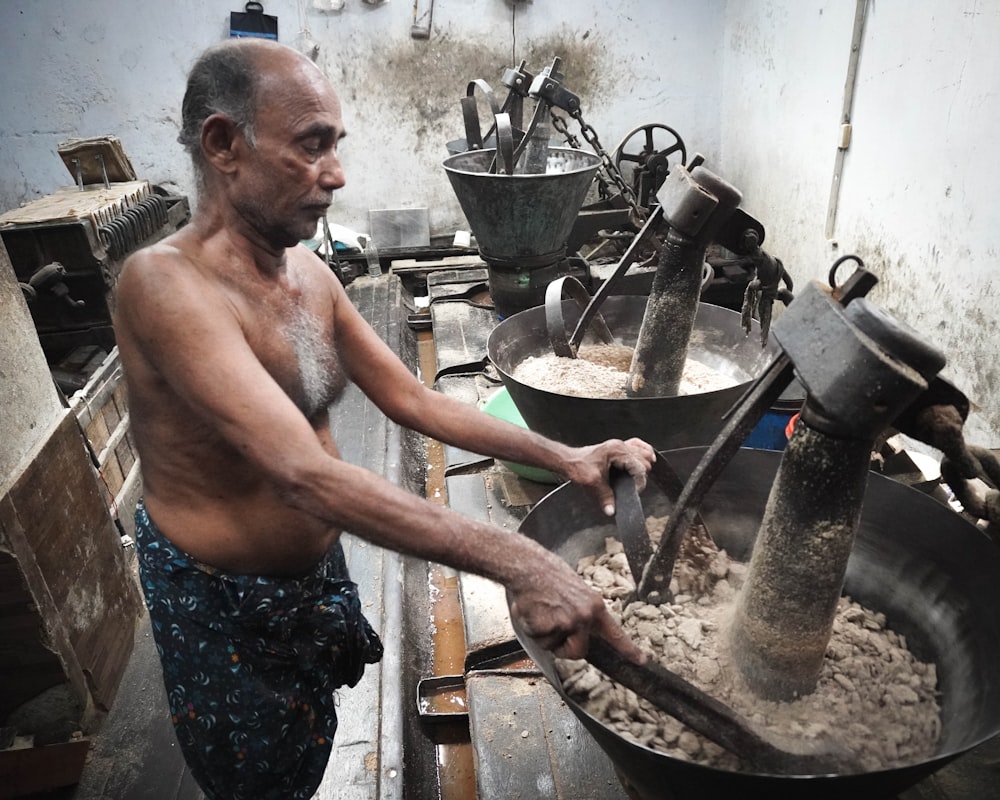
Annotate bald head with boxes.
[178,39,324,185]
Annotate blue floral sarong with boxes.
[134,500,383,800]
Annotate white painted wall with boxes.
[0,0,725,236]
[721,0,1000,447]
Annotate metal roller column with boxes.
[730,282,948,700]
[626,164,742,397]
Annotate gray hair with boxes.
[178,41,261,187]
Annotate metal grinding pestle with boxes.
[728,283,948,701]
[626,160,758,397]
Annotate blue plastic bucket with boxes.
[742,377,804,451]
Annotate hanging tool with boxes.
[738,229,795,346]
[410,0,433,39]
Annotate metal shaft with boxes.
[727,283,947,701]
[729,417,871,700]
[625,228,704,397]
[625,163,742,398]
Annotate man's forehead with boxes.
[255,59,344,131]
[256,48,335,95]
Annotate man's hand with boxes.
[561,437,657,517]
[508,551,646,664]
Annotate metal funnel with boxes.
[442,146,601,318]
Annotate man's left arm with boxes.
[331,276,655,515]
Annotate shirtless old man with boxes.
[113,38,654,799]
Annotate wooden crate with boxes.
[70,348,142,538]
[0,738,90,798]
[1,352,143,794]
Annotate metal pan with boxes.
[511,447,1000,800]
[487,296,780,450]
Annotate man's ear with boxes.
[201,114,244,176]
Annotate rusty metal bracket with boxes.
[773,285,944,439]
[528,57,581,115]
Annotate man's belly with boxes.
[142,489,341,576]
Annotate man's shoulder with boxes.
[120,232,213,294]
[121,233,184,280]
[288,242,346,301]
[117,237,228,338]
[289,241,336,276]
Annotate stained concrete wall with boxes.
[0,239,63,490]
[0,0,725,237]
[720,0,1000,447]
[1,0,996,448]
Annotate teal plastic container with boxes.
[481,388,560,483]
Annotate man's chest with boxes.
[244,293,347,418]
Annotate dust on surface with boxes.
[556,517,941,774]
[512,343,739,398]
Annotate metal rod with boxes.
[97,153,110,189]
[824,0,869,239]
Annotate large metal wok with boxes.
[487,296,780,450]
[512,447,1000,800]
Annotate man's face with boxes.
[232,55,346,248]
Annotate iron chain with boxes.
[550,108,646,223]
[571,109,646,224]
[551,111,612,201]
[549,111,581,149]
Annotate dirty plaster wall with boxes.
[0,0,725,238]
[0,241,63,489]
[6,0,993,444]
[720,0,1000,447]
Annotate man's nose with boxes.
[319,151,346,190]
